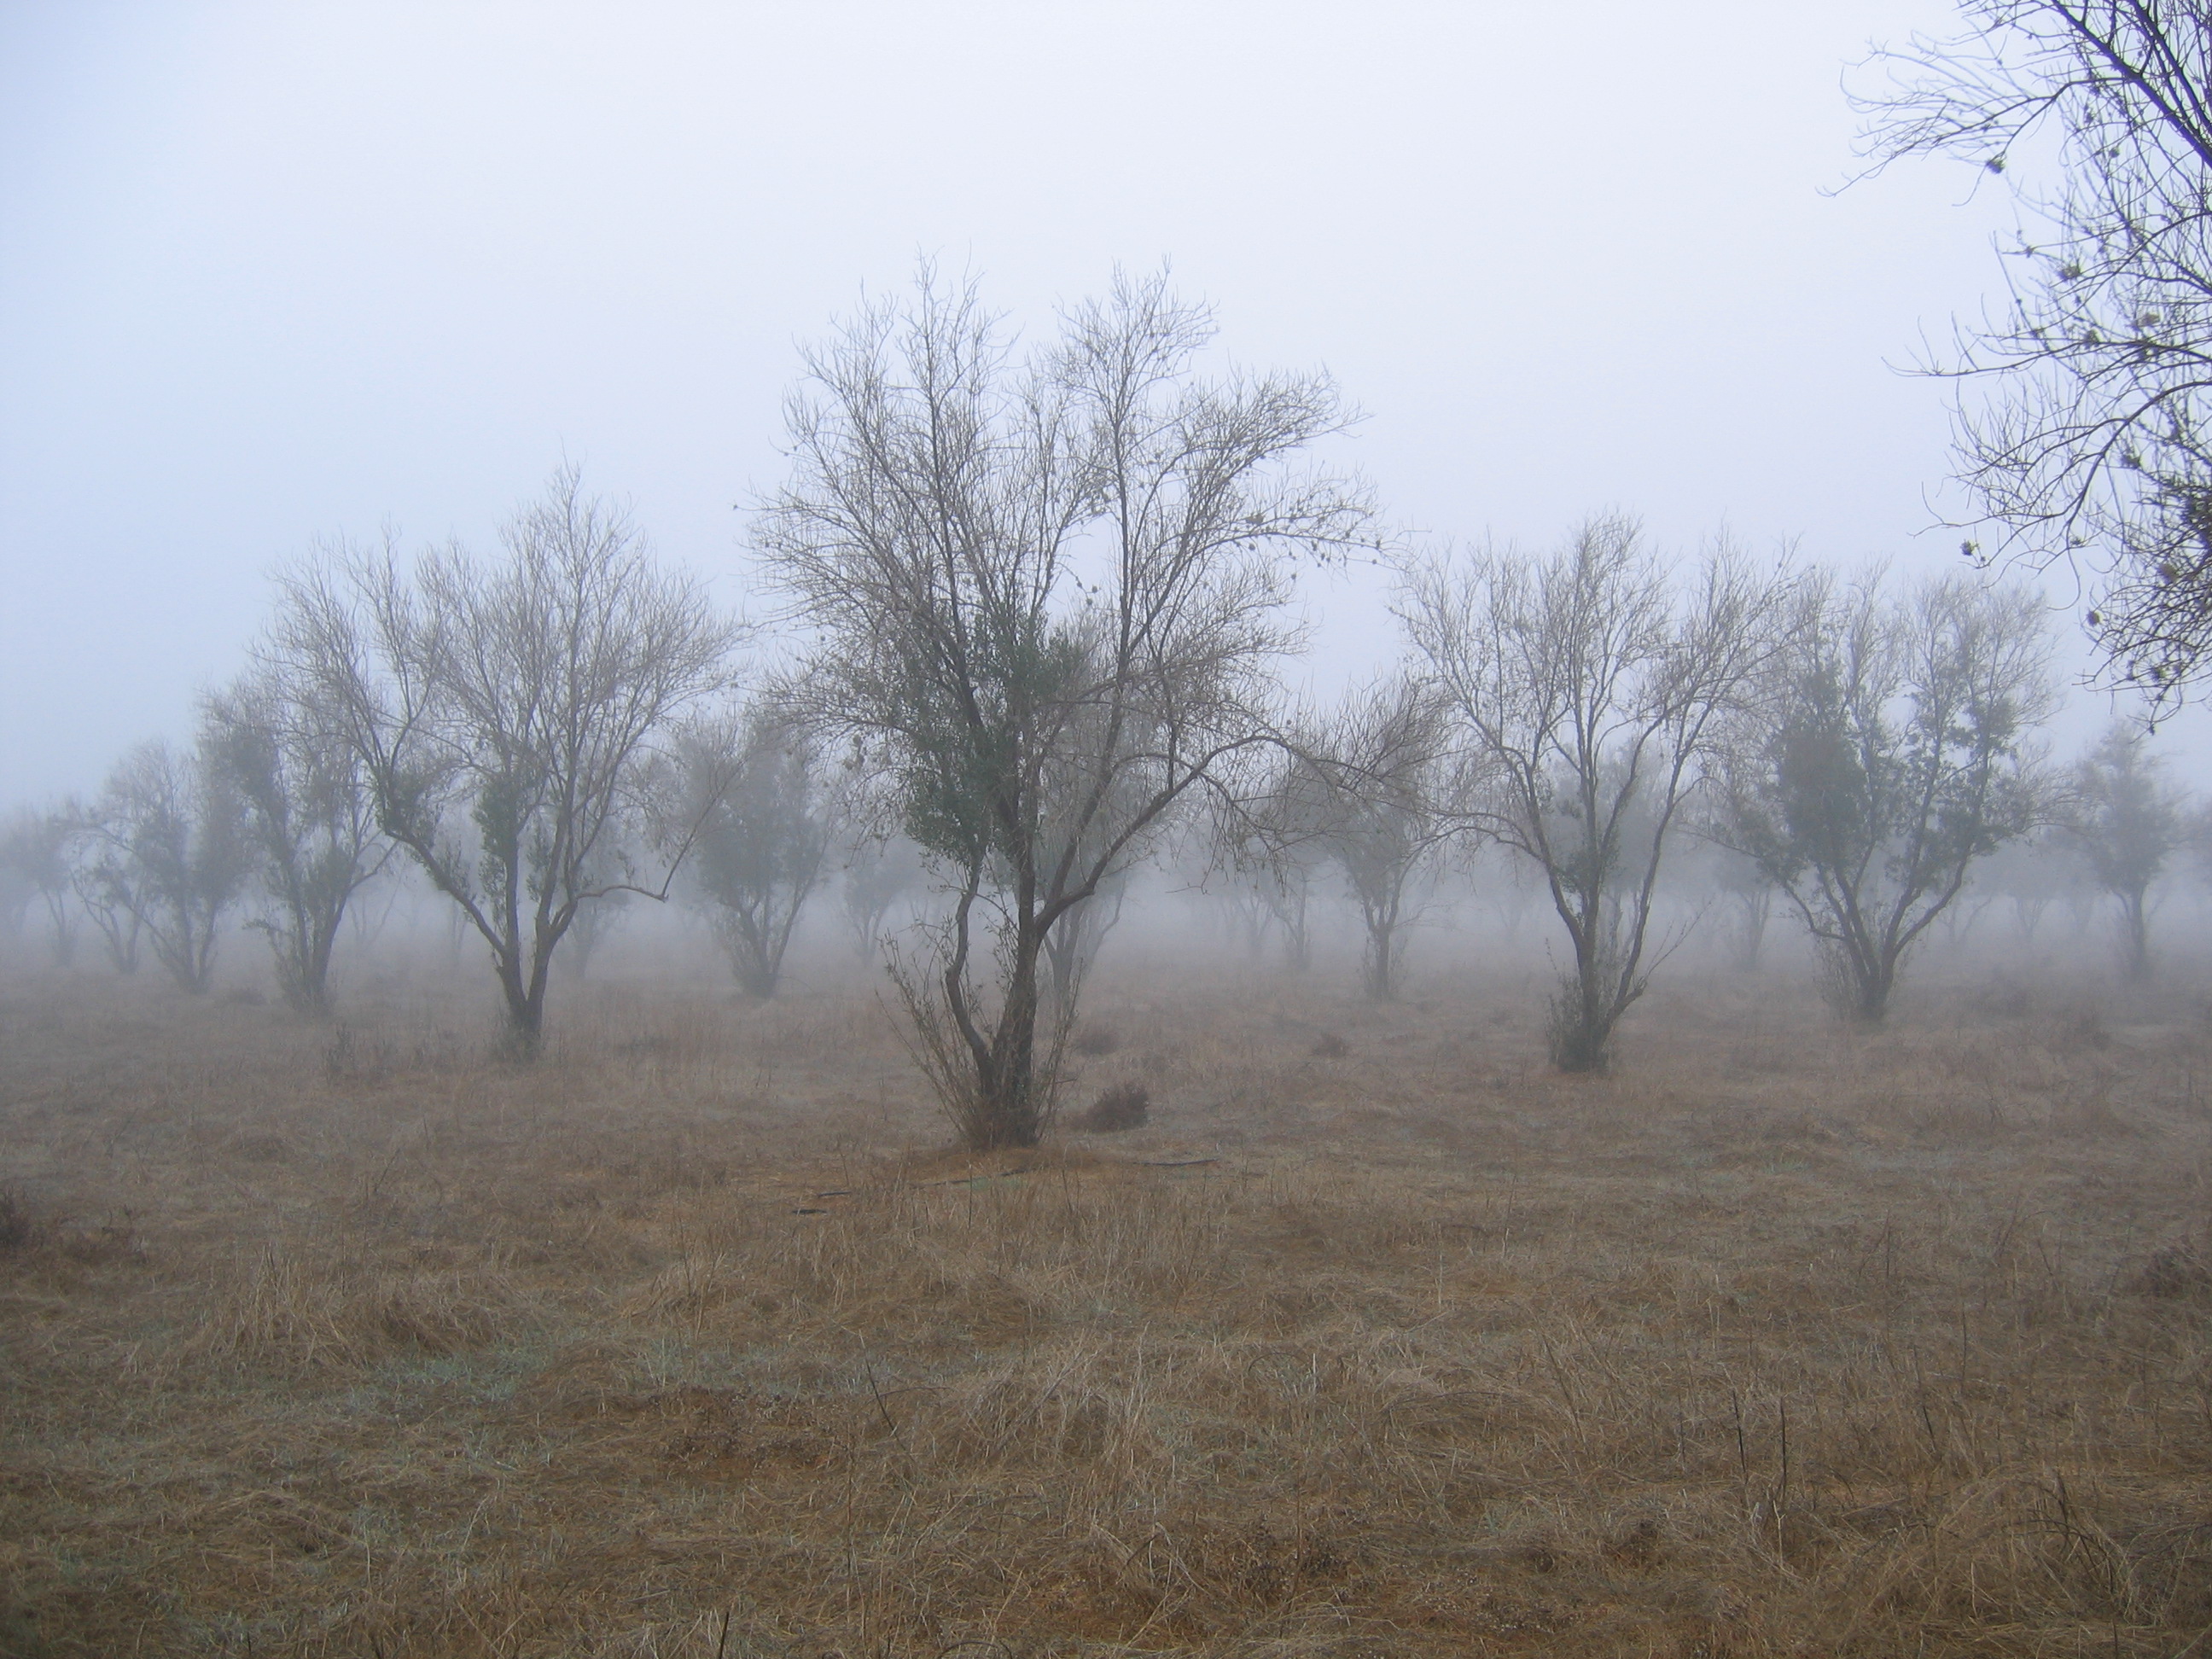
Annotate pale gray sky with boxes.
[0,2,2153,803]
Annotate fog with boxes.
[11,0,2171,807]
[311,849,2212,1027]
[18,19,2212,1641]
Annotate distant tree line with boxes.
[3,267,2207,1146]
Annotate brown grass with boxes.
[2,955,2210,1656]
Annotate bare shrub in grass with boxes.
[2126,1243,2211,1300]
[1073,1082,1150,1133]
[679,703,846,999]
[1294,670,1461,1002]
[2060,723,2191,981]
[76,736,250,993]
[203,667,391,1013]
[0,1188,33,1253]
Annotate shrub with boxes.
[1073,1083,1150,1132]
[1072,1025,1121,1057]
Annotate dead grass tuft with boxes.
[187,1242,516,1371]
[0,1185,34,1252]
[1072,1023,1121,1057]
[1072,1081,1150,1132]
[2125,1240,2212,1299]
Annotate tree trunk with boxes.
[1362,917,1398,1001]
[1733,889,1770,974]
[1840,945,1895,1025]
[495,954,545,1060]
[968,928,1046,1150]
[725,919,780,998]
[2120,887,2151,981]
[1549,931,1610,1072]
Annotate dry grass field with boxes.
[3,950,2211,1657]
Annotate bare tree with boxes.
[1038,718,1161,1010]
[562,845,635,981]
[79,739,250,993]
[266,468,743,1055]
[1401,518,1785,1070]
[682,706,844,999]
[1206,760,1326,972]
[759,267,1373,1148]
[839,830,929,958]
[1977,826,2077,942]
[70,814,143,975]
[1043,864,1131,1010]
[1714,572,2056,1022]
[0,806,79,967]
[2060,720,2190,978]
[1858,3,2212,701]
[1299,672,1461,1001]
[203,670,389,1011]
[1688,841,1779,974]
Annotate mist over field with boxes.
[9,5,2212,1657]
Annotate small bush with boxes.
[2127,1243,2211,1300]
[1073,1082,1150,1132]
[0,1188,34,1253]
[2060,1004,2112,1052]
[1072,1025,1121,1057]
[1310,1032,1350,1059]
[323,1025,393,1086]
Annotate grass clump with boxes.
[1071,1081,1150,1132]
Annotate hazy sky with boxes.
[0,2,2160,804]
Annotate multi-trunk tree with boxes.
[266,467,742,1055]
[1296,672,1460,1002]
[1402,517,1785,1070]
[77,738,250,993]
[2061,722,2190,980]
[682,706,846,999]
[203,670,390,1011]
[759,267,1374,1148]
[1714,571,2055,1022]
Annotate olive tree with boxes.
[2061,721,2190,978]
[1299,672,1461,1001]
[1207,753,1327,972]
[1859,3,2212,701]
[681,706,845,999]
[562,840,635,981]
[1714,572,2056,1022]
[79,739,250,992]
[267,468,742,1054]
[1041,865,1132,1010]
[203,670,390,1011]
[0,806,79,967]
[1401,518,1786,1070]
[759,268,1374,1149]
[69,808,143,975]
[839,830,929,958]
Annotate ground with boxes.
[1,952,2209,1657]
